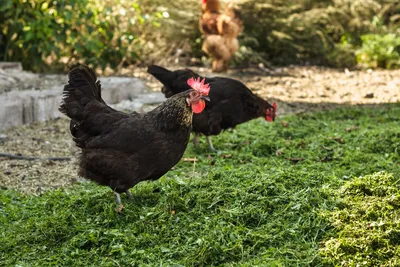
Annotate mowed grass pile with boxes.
[320,172,400,266]
[1,104,399,266]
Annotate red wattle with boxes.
[191,100,206,114]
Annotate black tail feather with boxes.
[147,65,179,98]
[147,65,175,86]
[59,64,104,121]
[147,65,200,98]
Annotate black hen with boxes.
[59,65,209,208]
[147,65,276,151]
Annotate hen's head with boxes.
[265,102,277,122]
[202,0,221,12]
[186,77,210,114]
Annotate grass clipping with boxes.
[320,172,400,266]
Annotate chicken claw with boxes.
[115,193,124,212]
[115,204,124,213]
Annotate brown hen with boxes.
[200,0,243,72]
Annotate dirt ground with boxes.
[1,65,399,194]
[130,65,400,114]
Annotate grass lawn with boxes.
[1,104,399,266]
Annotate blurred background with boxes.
[1,0,399,73]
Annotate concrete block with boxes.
[0,75,148,132]
[33,89,62,122]
[0,95,24,129]
[101,77,147,103]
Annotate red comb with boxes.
[187,77,210,95]
[265,102,277,122]
[202,0,207,3]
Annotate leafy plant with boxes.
[237,0,400,67]
[356,33,400,69]
[0,0,163,72]
[1,0,400,71]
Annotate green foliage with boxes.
[239,1,330,65]
[1,104,399,266]
[319,172,400,266]
[1,0,399,70]
[0,0,163,72]
[326,43,357,68]
[356,33,400,69]
[238,0,400,67]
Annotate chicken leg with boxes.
[115,190,133,203]
[115,192,122,204]
[206,136,216,151]
[126,190,133,199]
[192,133,201,147]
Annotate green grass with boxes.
[1,104,399,266]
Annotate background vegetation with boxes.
[1,0,399,72]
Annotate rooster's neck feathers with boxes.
[151,91,193,132]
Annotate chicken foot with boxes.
[115,193,124,212]
[115,191,132,212]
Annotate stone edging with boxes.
[0,76,149,131]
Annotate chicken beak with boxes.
[201,96,210,101]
